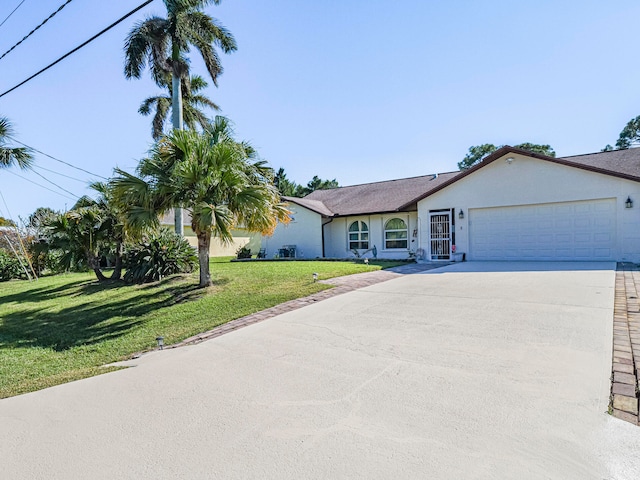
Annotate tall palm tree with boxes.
[0,117,33,170]
[139,75,219,141]
[110,117,290,287]
[124,0,237,235]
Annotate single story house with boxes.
[263,146,640,262]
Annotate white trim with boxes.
[382,215,410,251]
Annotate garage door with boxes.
[469,199,616,261]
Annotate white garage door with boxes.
[469,199,616,261]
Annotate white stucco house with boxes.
[263,146,640,262]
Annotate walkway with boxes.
[611,263,640,425]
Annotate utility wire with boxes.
[0,0,155,98]
[3,169,78,201]
[30,167,81,198]
[32,164,87,183]
[7,136,108,180]
[0,0,74,62]
[0,0,28,30]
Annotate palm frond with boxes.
[0,117,34,170]
[124,17,170,79]
[0,147,33,169]
[153,97,172,140]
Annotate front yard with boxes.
[0,258,402,398]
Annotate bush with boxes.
[0,250,25,281]
[124,229,197,284]
[236,244,252,259]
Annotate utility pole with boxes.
[171,43,184,236]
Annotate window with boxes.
[348,221,369,249]
[384,218,408,249]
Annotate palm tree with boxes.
[0,117,33,170]
[111,117,289,287]
[44,185,125,282]
[124,0,237,235]
[139,75,219,140]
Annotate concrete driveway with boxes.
[1,261,639,479]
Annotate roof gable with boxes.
[407,145,640,205]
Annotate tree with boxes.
[298,176,339,196]
[124,0,237,234]
[0,217,15,227]
[139,75,219,140]
[274,168,298,197]
[613,115,640,150]
[26,207,58,236]
[44,185,125,282]
[111,117,290,287]
[274,168,340,197]
[0,117,33,170]
[458,142,556,170]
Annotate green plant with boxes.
[236,244,252,259]
[124,229,197,284]
[111,118,290,287]
[0,250,24,281]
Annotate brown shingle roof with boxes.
[301,172,461,216]
[292,146,640,219]
[282,196,334,216]
[558,148,640,181]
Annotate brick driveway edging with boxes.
[610,263,640,425]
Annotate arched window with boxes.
[384,218,408,249]
[348,221,369,249]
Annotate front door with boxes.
[429,212,451,260]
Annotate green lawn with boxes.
[0,258,404,398]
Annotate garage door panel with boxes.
[469,199,616,261]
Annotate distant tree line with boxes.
[603,115,640,151]
[457,142,555,170]
[274,168,339,197]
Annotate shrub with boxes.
[124,229,197,284]
[236,244,252,259]
[0,250,25,281]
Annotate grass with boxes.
[0,257,406,398]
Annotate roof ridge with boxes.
[306,171,461,195]
[559,146,640,160]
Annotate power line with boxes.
[7,136,108,180]
[3,169,78,201]
[0,0,28,30]
[0,0,74,62]
[32,164,87,183]
[30,167,81,198]
[0,0,155,99]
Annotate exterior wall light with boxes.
[505,157,515,164]
[156,336,164,350]
[312,272,318,282]
[626,196,633,208]
[458,209,464,219]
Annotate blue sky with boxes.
[1,0,640,221]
